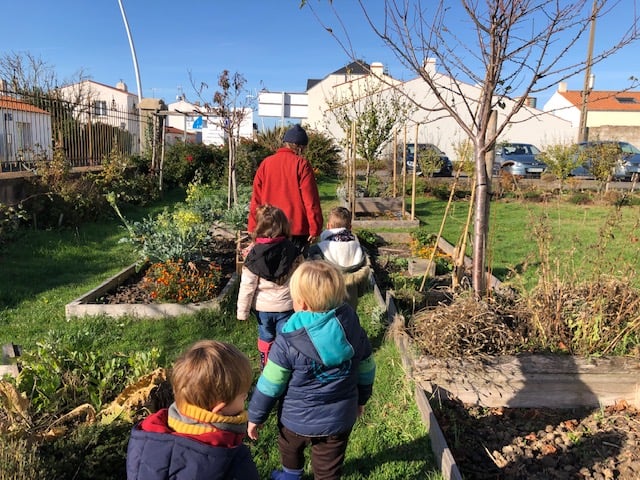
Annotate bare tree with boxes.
[193,70,254,207]
[0,51,89,96]
[303,0,640,295]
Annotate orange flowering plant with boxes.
[141,258,223,304]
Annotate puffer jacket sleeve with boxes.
[248,336,292,424]
[236,266,259,320]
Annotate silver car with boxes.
[493,143,547,178]
[570,141,640,181]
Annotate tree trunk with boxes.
[472,147,489,296]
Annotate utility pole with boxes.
[578,0,597,143]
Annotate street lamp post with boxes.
[117,0,143,104]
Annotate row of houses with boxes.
[291,59,640,161]
[2,59,640,172]
[0,80,255,172]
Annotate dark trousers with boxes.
[291,235,310,257]
[278,424,351,480]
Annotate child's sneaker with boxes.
[271,470,302,480]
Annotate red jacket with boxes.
[248,147,323,237]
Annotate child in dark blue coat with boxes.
[247,260,376,480]
[126,340,259,480]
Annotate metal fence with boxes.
[0,88,141,173]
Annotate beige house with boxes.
[58,79,141,152]
[302,60,575,161]
[543,83,640,146]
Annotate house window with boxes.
[16,122,32,150]
[616,97,637,104]
[93,100,108,116]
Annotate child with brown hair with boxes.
[308,206,371,311]
[247,260,376,480]
[126,339,259,479]
[237,204,303,367]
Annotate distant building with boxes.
[166,99,254,147]
[543,82,640,145]
[0,95,52,171]
[266,59,575,161]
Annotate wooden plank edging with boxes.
[373,285,461,480]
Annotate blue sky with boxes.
[2,1,639,123]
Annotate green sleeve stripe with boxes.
[257,362,291,397]
[358,356,376,385]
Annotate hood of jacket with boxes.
[244,237,299,282]
[281,307,355,367]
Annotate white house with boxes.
[166,99,254,147]
[57,79,141,151]
[0,95,52,171]
[543,82,640,146]
[269,60,576,160]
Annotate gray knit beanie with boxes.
[283,124,309,146]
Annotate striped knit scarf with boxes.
[167,402,248,445]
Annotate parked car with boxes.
[570,141,640,181]
[402,143,453,177]
[493,143,547,178]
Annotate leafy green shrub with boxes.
[0,202,28,245]
[185,181,251,227]
[305,129,342,177]
[235,138,272,185]
[162,142,226,187]
[13,340,159,413]
[567,191,593,205]
[142,258,223,303]
[90,148,160,206]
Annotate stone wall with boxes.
[589,125,640,147]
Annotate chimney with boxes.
[370,62,384,77]
[423,58,436,75]
[525,97,537,108]
[558,82,568,93]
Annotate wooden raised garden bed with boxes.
[65,264,238,320]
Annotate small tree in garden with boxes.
[325,75,411,193]
[580,142,620,193]
[540,144,580,192]
[192,70,254,207]
[303,0,640,295]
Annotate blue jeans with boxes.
[255,310,293,342]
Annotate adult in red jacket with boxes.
[248,124,323,256]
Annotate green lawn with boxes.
[4,178,637,478]
[0,182,443,480]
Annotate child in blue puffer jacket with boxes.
[247,260,376,480]
[126,340,259,480]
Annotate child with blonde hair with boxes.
[237,204,303,367]
[247,260,376,480]
[126,339,259,479]
[308,206,371,311]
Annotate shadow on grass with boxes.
[342,434,440,479]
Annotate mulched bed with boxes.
[98,235,237,304]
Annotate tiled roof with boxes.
[0,96,50,114]
[559,90,640,112]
